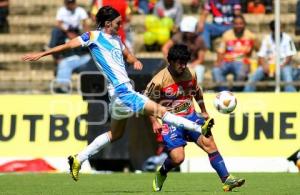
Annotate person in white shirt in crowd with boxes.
[244,20,297,92]
[48,0,90,93]
[153,0,183,28]
[49,0,89,50]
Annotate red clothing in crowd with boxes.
[247,2,265,14]
[102,0,128,42]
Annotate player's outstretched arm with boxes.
[122,47,143,70]
[22,37,82,62]
[149,115,162,134]
[195,87,209,119]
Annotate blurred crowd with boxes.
[142,0,300,92]
[2,0,300,92]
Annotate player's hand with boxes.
[22,52,45,61]
[201,112,210,120]
[133,60,143,70]
[152,121,162,134]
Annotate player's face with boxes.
[170,60,187,76]
[233,18,246,35]
[65,2,76,11]
[110,16,122,35]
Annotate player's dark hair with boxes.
[233,15,246,24]
[64,0,76,4]
[96,6,120,29]
[167,44,191,63]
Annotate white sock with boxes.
[77,132,111,164]
[162,112,201,132]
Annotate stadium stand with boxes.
[0,0,299,92]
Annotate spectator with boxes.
[198,0,241,50]
[153,0,183,28]
[296,0,300,35]
[293,64,300,89]
[247,0,265,14]
[48,0,90,92]
[49,0,89,53]
[240,0,248,13]
[54,48,97,93]
[0,0,9,33]
[90,0,101,22]
[162,16,206,84]
[212,15,257,91]
[139,0,150,14]
[263,0,273,14]
[244,20,297,92]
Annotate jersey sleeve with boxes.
[78,31,93,47]
[189,67,201,92]
[120,39,126,51]
[144,75,162,102]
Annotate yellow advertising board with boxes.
[0,95,88,157]
[186,93,300,157]
[0,93,299,158]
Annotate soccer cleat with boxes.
[223,175,245,192]
[297,160,300,171]
[68,155,81,181]
[152,168,167,192]
[201,118,214,137]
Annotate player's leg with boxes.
[143,99,214,135]
[160,147,185,175]
[153,147,185,192]
[68,118,127,181]
[184,112,244,191]
[153,122,187,192]
[197,135,245,191]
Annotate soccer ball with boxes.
[213,91,237,114]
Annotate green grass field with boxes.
[0,173,299,195]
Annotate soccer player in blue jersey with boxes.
[22,6,214,182]
[145,44,245,192]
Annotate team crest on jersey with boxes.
[165,87,174,96]
[165,85,185,98]
[161,124,170,135]
[111,48,124,67]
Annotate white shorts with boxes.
[109,83,148,120]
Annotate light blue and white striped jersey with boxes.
[78,30,131,87]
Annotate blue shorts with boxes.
[161,112,205,151]
[109,83,148,120]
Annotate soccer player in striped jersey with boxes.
[145,44,245,192]
[22,6,214,182]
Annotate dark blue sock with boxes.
[159,157,174,176]
[208,151,229,183]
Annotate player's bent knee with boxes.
[172,156,185,165]
[200,136,218,153]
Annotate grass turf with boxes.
[0,173,299,194]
